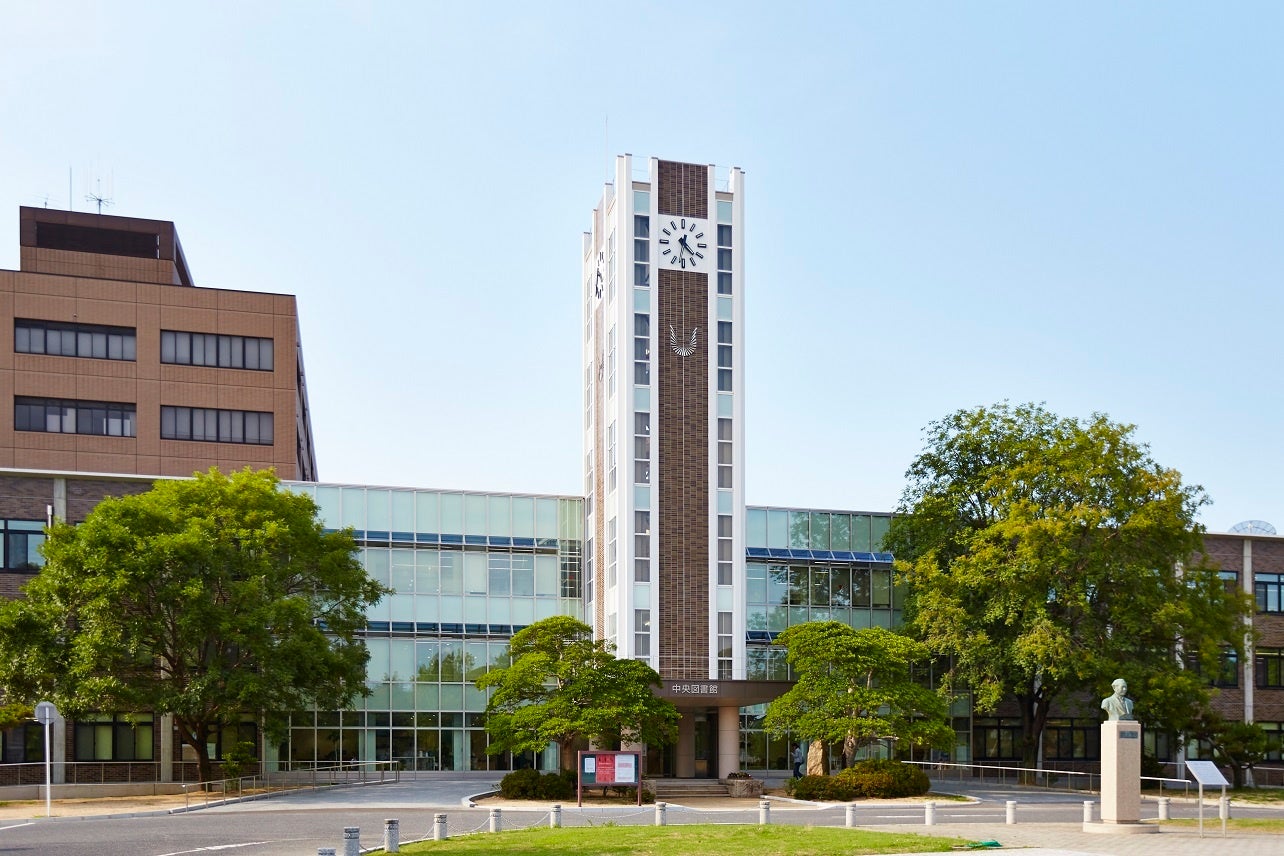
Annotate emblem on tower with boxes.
[669,326,698,357]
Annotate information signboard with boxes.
[577,751,642,806]
[1185,761,1229,787]
[1185,760,1230,838]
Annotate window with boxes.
[16,319,136,361]
[717,512,733,585]
[160,406,274,445]
[635,608,651,661]
[2,520,46,572]
[74,714,153,761]
[606,421,617,493]
[1256,573,1283,612]
[608,325,617,391]
[633,194,650,290]
[717,612,733,679]
[1257,648,1284,688]
[1185,648,1239,687]
[633,313,650,386]
[633,410,650,486]
[1044,719,1100,761]
[634,510,651,582]
[716,223,732,295]
[607,230,617,303]
[161,330,274,371]
[607,517,618,589]
[15,397,135,437]
[1262,722,1284,762]
[974,718,1022,760]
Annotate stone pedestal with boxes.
[1084,720,1158,834]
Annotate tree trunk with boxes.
[1017,691,1047,784]
[559,741,576,774]
[177,718,215,784]
[806,741,828,776]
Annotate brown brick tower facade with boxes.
[657,266,710,679]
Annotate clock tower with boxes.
[583,156,751,778]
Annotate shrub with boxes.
[790,774,849,801]
[535,771,575,800]
[499,768,541,799]
[835,759,930,798]
[500,769,579,800]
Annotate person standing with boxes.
[792,745,804,778]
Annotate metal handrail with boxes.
[181,761,400,811]
[907,760,1098,791]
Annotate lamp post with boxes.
[34,701,58,818]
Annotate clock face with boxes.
[657,217,708,270]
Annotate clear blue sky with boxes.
[2,2,1281,531]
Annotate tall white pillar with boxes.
[717,706,739,778]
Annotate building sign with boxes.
[669,683,719,695]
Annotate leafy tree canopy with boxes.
[475,616,678,771]
[883,403,1249,766]
[764,622,953,767]
[0,467,387,782]
[1192,714,1275,789]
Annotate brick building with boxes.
[2,206,316,481]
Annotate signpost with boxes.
[577,750,641,807]
[34,701,57,818]
[1185,760,1229,838]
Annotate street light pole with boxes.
[34,701,58,818]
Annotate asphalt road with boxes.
[2,778,1279,856]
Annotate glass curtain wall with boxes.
[274,485,582,773]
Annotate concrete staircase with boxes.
[650,778,731,799]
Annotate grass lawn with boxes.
[1162,817,1284,833]
[395,824,968,855]
[1225,788,1284,805]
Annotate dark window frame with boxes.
[14,397,136,437]
[160,330,274,371]
[160,406,274,445]
[15,319,136,362]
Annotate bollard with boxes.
[845,802,856,828]
[343,827,360,856]
[1005,800,1016,825]
[924,801,936,826]
[433,813,448,841]
[551,803,562,828]
[759,798,771,826]
[655,801,667,826]
[1157,797,1170,821]
[490,807,503,833]
[1082,800,1094,823]
[1218,795,1229,820]
[384,818,399,853]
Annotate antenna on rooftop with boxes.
[85,175,114,215]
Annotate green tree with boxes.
[884,403,1249,768]
[1193,715,1273,789]
[475,616,678,771]
[0,467,387,783]
[764,622,953,770]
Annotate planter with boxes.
[725,777,764,798]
